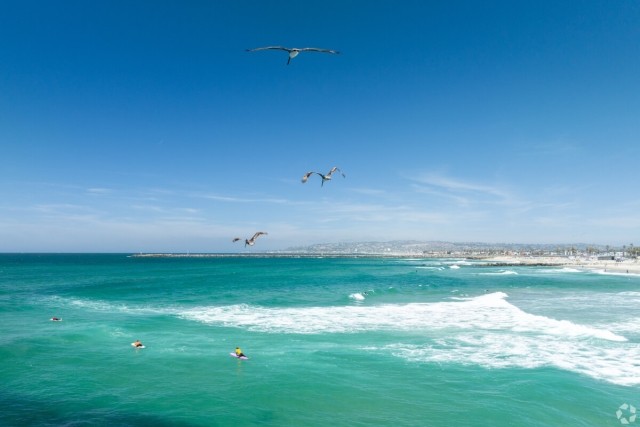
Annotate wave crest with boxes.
[179,292,625,342]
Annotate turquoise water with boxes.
[1,254,639,426]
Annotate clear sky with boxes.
[1,1,638,252]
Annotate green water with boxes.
[1,254,638,426]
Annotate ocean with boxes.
[1,254,639,426]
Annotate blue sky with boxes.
[1,1,638,252]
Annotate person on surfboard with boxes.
[235,347,247,358]
[133,340,144,348]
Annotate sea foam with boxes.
[379,332,640,386]
[179,292,626,342]
[349,292,366,301]
[478,270,518,275]
[46,292,636,385]
[176,293,640,385]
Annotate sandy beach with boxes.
[482,255,640,275]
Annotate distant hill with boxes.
[283,240,607,256]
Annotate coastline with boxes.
[129,252,640,274]
[480,255,640,275]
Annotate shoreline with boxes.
[129,252,640,274]
[479,255,640,275]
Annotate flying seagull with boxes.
[301,167,345,187]
[246,46,340,65]
[233,232,268,247]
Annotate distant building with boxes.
[598,255,614,261]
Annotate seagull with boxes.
[301,167,345,187]
[233,232,268,247]
[246,46,340,65]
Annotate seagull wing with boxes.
[326,167,338,177]
[245,231,267,246]
[246,232,267,245]
[328,167,346,178]
[246,46,292,52]
[252,232,268,240]
[301,172,315,183]
[299,47,340,54]
[232,237,241,242]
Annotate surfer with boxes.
[51,317,61,321]
[235,347,247,358]
[133,340,144,348]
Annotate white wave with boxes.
[44,293,628,344]
[442,260,473,266]
[478,270,518,276]
[69,298,131,312]
[534,267,584,274]
[449,265,460,269]
[558,267,583,273]
[179,292,626,342]
[607,318,640,334]
[617,291,640,297]
[349,293,366,301]
[179,292,638,385]
[592,269,640,277]
[608,291,640,307]
[41,296,172,316]
[42,294,637,386]
[516,267,584,275]
[377,334,640,387]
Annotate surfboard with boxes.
[131,343,146,349]
[230,352,248,360]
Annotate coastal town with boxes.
[133,240,640,274]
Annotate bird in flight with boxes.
[301,167,346,187]
[246,46,340,65]
[233,232,268,247]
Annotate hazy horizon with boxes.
[0,238,631,255]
